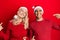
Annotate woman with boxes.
[7,7,29,40]
[0,7,29,40]
[0,22,4,40]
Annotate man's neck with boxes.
[36,17,44,21]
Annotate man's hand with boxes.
[0,22,3,31]
[31,36,35,40]
[23,36,27,40]
[53,13,60,19]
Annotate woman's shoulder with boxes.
[8,20,13,25]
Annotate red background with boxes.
[0,0,60,40]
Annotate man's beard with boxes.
[36,16,42,19]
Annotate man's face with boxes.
[35,9,43,19]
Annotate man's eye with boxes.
[35,10,38,12]
[39,10,42,11]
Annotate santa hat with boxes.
[19,7,28,12]
[32,6,44,13]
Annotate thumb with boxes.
[0,22,3,26]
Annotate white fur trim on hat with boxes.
[19,7,28,12]
[34,6,44,13]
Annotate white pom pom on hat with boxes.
[32,6,44,13]
[19,7,28,12]
[14,15,18,19]
[32,6,35,9]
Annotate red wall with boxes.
[0,0,60,40]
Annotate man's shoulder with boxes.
[44,19,52,22]
[30,20,36,24]
[29,20,37,29]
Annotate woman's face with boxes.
[17,9,27,18]
[35,9,43,18]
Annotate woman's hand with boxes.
[53,13,60,19]
[0,22,3,31]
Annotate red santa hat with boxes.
[32,6,44,14]
[19,7,28,12]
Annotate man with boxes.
[29,6,60,40]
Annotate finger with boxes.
[1,22,3,25]
[53,14,56,16]
[0,22,3,25]
[53,14,59,16]
[33,36,35,38]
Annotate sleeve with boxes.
[52,21,60,30]
[28,24,35,40]
[4,22,11,40]
[0,31,5,40]
[0,21,12,40]
[0,22,10,40]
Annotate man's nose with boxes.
[37,11,39,14]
